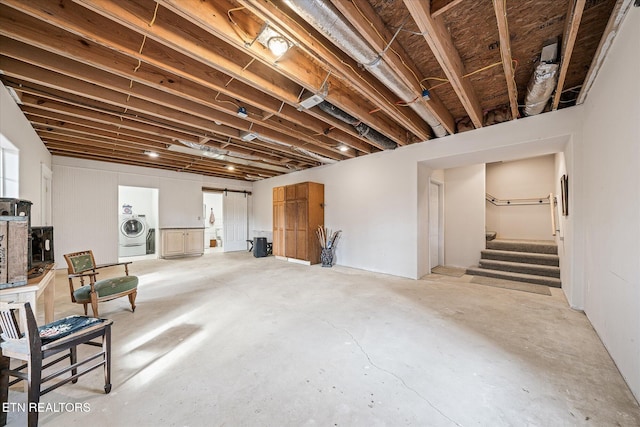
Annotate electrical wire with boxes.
[227,6,252,44]
[262,0,411,124]
[351,2,425,91]
[214,91,239,108]
[125,3,160,111]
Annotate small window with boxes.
[0,134,19,198]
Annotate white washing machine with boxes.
[119,214,147,257]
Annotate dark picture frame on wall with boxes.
[560,174,569,216]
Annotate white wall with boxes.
[0,82,51,225]
[253,105,582,280]
[52,156,251,264]
[577,7,639,401]
[486,155,555,240]
[444,164,486,268]
[553,151,574,305]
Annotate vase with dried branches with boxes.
[316,226,341,267]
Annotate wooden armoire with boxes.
[273,182,324,264]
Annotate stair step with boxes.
[479,259,560,278]
[481,249,559,266]
[486,239,558,254]
[466,267,561,288]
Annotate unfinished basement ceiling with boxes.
[0,0,624,181]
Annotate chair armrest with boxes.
[95,262,132,269]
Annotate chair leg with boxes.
[70,347,78,384]
[103,325,112,394]
[82,303,88,316]
[0,355,9,426]
[90,292,99,317]
[128,290,137,313]
[27,352,42,427]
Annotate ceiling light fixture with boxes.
[267,36,289,56]
[338,145,349,152]
[227,165,235,171]
[144,150,159,158]
[240,131,258,141]
[255,23,292,58]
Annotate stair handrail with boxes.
[550,192,557,236]
[485,192,551,206]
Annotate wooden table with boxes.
[0,264,55,324]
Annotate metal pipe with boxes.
[317,101,397,150]
[285,0,447,138]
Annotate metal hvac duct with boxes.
[285,0,447,138]
[523,62,559,116]
[254,134,338,164]
[318,101,397,150]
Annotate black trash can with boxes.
[253,237,268,258]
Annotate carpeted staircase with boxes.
[466,239,561,288]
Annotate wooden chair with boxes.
[0,301,112,427]
[64,250,138,317]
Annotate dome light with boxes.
[267,36,289,57]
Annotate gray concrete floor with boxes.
[5,251,640,426]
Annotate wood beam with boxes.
[0,45,342,159]
[26,110,309,168]
[431,0,466,18]
[0,28,351,160]
[0,2,373,154]
[39,132,283,176]
[404,0,484,128]
[328,0,455,134]
[16,90,202,141]
[12,86,320,166]
[577,0,632,105]
[239,0,434,141]
[492,0,519,119]
[76,0,413,146]
[0,53,343,162]
[552,0,586,110]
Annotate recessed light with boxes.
[144,151,159,158]
[227,165,235,171]
[339,145,349,152]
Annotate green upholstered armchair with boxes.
[63,250,138,317]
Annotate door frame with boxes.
[429,178,445,270]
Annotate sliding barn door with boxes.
[223,191,248,252]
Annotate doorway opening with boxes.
[428,179,444,270]
[118,186,159,261]
[203,191,223,253]
[202,189,250,252]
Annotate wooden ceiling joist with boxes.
[13,85,321,167]
[328,0,455,134]
[576,0,633,105]
[0,55,344,165]
[0,0,621,180]
[403,0,484,129]
[76,0,415,146]
[552,0,586,110]
[431,0,467,18]
[0,35,347,161]
[238,0,435,141]
[492,0,519,119]
[0,3,376,155]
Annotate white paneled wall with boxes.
[52,165,119,264]
[52,157,252,265]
